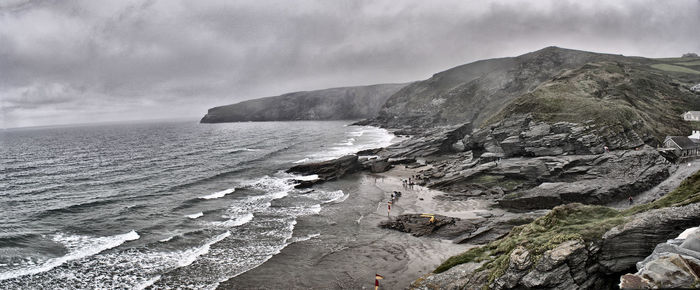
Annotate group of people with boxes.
[402,175,422,189]
[390,191,402,200]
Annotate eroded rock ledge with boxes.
[410,202,700,290]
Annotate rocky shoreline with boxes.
[284,116,700,289]
[239,47,700,289]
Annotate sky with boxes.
[1,0,699,128]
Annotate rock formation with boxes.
[411,203,700,290]
[200,83,406,123]
[235,46,700,289]
[620,227,700,289]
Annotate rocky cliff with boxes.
[200,83,406,123]
[365,47,700,145]
[411,168,700,290]
[359,47,700,289]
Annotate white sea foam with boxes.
[134,275,162,290]
[305,190,345,204]
[211,213,254,228]
[199,188,235,200]
[176,231,231,268]
[333,192,349,203]
[229,148,257,153]
[244,175,293,192]
[309,126,398,161]
[290,233,320,243]
[0,230,139,281]
[227,219,298,280]
[306,204,322,215]
[348,130,365,137]
[186,212,204,219]
[294,174,319,181]
[158,236,174,243]
[293,158,310,164]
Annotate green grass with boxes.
[485,62,698,144]
[433,169,700,285]
[674,61,700,67]
[469,174,526,191]
[653,57,700,62]
[650,64,700,75]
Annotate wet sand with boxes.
[220,166,487,289]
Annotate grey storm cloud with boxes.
[1,0,699,128]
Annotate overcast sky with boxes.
[1,0,699,128]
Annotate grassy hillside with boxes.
[488,60,700,143]
[372,47,622,129]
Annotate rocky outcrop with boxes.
[619,227,700,288]
[462,114,649,157]
[412,147,670,209]
[411,203,700,290]
[598,203,700,273]
[287,155,362,187]
[201,83,406,123]
[380,212,543,244]
[376,123,472,158]
[379,214,468,239]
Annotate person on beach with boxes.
[628,196,633,205]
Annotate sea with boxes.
[0,120,397,289]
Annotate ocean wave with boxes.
[292,158,310,164]
[199,188,235,200]
[303,190,346,204]
[267,204,322,217]
[134,275,162,290]
[33,198,122,219]
[0,230,139,281]
[241,175,294,192]
[210,213,254,228]
[228,148,258,154]
[175,231,231,268]
[310,126,397,161]
[186,212,204,219]
[290,233,320,243]
[293,174,319,181]
[347,130,365,137]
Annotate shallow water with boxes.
[0,120,396,289]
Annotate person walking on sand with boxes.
[628,196,633,205]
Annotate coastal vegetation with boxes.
[434,168,700,284]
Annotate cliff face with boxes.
[369,47,616,129]
[200,83,407,123]
[368,47,700,146]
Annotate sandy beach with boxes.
[220,165,490,289]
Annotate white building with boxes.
[683,111,700,121]
[690,130,700,140]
